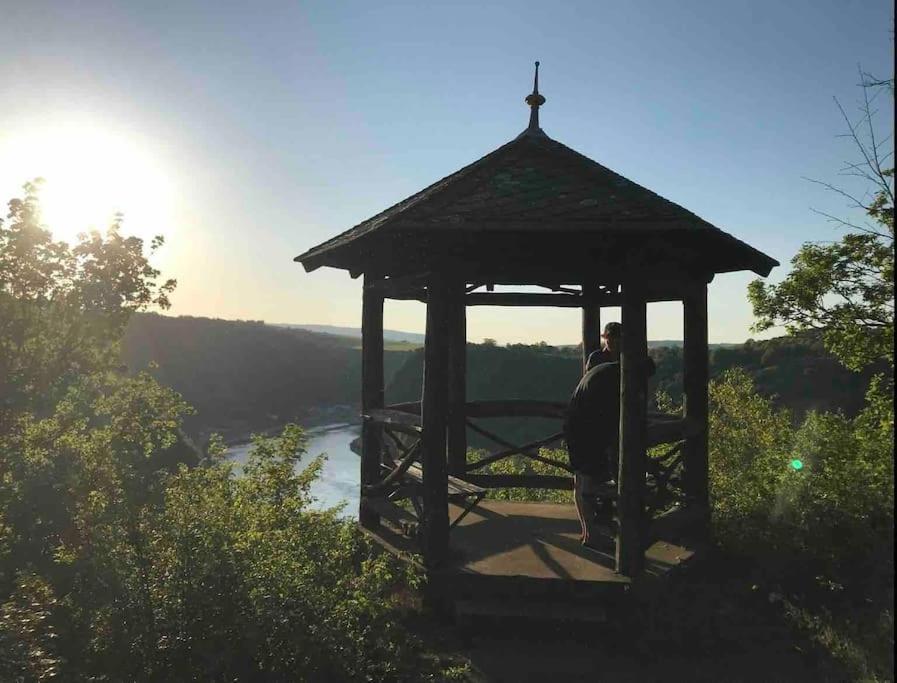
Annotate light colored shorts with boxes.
[574,471,611,495]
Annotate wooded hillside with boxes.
[122,314,884,447]
[121,313,409,442]
[386,333,886,449]
[388,332,883,417]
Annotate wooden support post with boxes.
[360,274,385,529]
[447,279,467,476]
[581,282,601,372]
[683,282,710,515]
[421,275,451,568]
[616,283,648,576]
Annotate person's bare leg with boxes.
[573,472,596,543]
[573,472,587,541]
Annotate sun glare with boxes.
[1,121,176,248]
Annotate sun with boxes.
[1,120,176,248]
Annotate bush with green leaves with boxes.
[707,368,795,553]
[776,376,893,569]
[2,419,429,680]
[477,448,572,504]
[0,184,442,681]
[708,368,893,580]
[100,426,424,681]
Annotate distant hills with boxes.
[563,340,742,349]
[384,334,886,449]
[646,340,742,349]
[122,313,886,448]
[122,314,409,443]
[276,324,426,344]
[275,325,740,349]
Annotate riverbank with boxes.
[203,403,361,447]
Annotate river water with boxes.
[226,423,361,517]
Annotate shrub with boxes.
[2,422,429,681]
[1,186,441,681]
[708,368,795,556]
[477,447,572,504]
[708,369,894,580]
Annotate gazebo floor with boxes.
[362,499,699,606]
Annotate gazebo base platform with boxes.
[361,499,702,615]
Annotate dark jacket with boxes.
[586,349,657,375]
[564,361,620,479]
[585,349,614,371]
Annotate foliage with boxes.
[777,377,894,567]
[708,369,893,581]
[118,311,885,450]
[707,369,796,554]
[142,428,426,681]
[0,184,445,681]
[748,233,894,371]
[708,368,894,682]
[478,448,572,504]
[0,180,175,431]
[749,79,894,371]
[727,72,894,681]
[0,575,62,681]
[782,598,894,683]
[3,420,430,680]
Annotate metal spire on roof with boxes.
[520,61,547,138]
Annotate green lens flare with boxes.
[790,459,804,471]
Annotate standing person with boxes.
[566,322,655,548]
[585,322,621,371]
[585,322,656,375]
[565,354,621,549]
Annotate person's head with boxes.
[602,322,622,359]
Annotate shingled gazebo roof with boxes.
[296,67,778,282]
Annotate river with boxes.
[226,423,361,517]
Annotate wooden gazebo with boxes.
[296,64,777,589]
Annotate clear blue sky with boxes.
[1,0,893,343]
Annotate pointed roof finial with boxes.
[522,61,547,138]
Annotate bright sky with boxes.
[1,1,893,344]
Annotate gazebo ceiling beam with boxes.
[467,292,608,307]
[348,260,722,286]
[462,283,617,295]
[373,281,709,306]
[362,248,715,284]
[465,287,692,307]
[541,284,582,294]
[369,273,429,300]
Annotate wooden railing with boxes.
[362,401,702,493]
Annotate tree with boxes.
[0,182,449,681]
[748,75,894,371]
[741,75,894,680]
[0,180,176,430]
